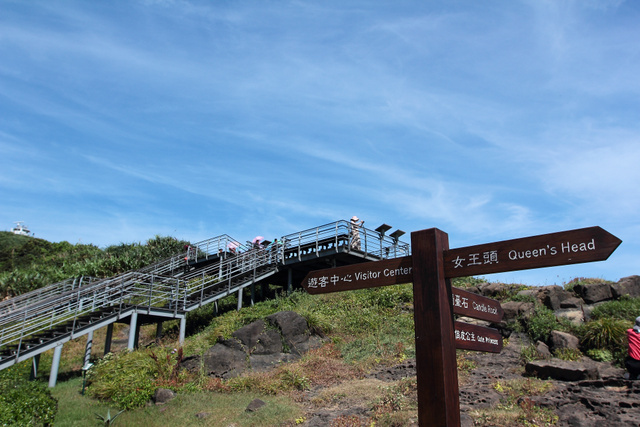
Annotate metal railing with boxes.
[280,220,410,261]
[185,234,248,263]
[0,220,410,369]
[0,276,99,316]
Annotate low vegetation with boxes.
[0,232,189,298]
[0,234,637,425]
[471,378,558,426]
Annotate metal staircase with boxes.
[0,220,410,383]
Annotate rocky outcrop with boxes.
[245,398,266,412]
[525,359,600,381]
[501,301,535,322]
[153,388,176,405]
[549,330,579,351]
[181,311,323,379]
[612,275,640,299]
[573,282,613,304]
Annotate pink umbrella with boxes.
[227,241,240,249]
[252,236,265,244]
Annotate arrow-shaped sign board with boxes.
[303,257,413,294]
[303,226,621,287]
[303,263,503,323]
[451,287,503,323]
[443,226,621,278]
[300,226,621,426]
[454,321,503,353]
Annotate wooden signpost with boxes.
[301,226,621,426]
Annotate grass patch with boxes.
[121,392,302,427]
[589,296,640,321]
[471,378,557,426]
[51,377,118,426]
[457,351,478,384]
[53,377,302,426]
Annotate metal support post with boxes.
[237,287,243,311]
[83,331,93,367]
[156,322,163,342]
[179,316,186,345]
[30,354,40,380]
[104,323,114,355]
[127,312,138,350]
[48,344,63,388]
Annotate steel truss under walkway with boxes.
[0,220,410,386]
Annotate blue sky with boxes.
[1,0,638,286]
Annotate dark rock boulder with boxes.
[537,285,582,311]
[525,359,599,381]
[573,282,613,304]
[253,328,283,355]
[245,398,266,412]
[612,275,640,299]
[182,311,323,378]
[201,339,247,379]
[537,285,566,310]
[232,319,267,351]
[549,330,579,351]
[559,296,583,309]
[477,282,520,298]
[500,301,534,322]
[153,388,176,405]
[180,355,201,372]
[536,340,552,358]
[267,310,320,355]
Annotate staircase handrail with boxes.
[0,276,100,316]
[0,219,411,367]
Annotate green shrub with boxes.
[87,350,158,410]
[586,348,614,362]
[553,348,582,361]
[451,276,486,289]
[520,344,546,363]
[0,364,58,426]
[580,318,627,352]
[589,296,640,322]
[0,233,189,297]
[524,306,557,343]
[507,293,536,304]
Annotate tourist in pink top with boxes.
[625,316,640,380]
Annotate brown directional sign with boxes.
[299,225,620,426]
[454,321,503,353]
[302,256,413,294]
[303,261,503,322]
[303,227,621,292]
[443,226,621,278]
[452,287,503,323]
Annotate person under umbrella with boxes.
[252,236,265,249]
[227,241,240,255]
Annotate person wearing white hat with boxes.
[625,316,640,380]
[349,216,364,250]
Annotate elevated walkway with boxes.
[0,220,410,386]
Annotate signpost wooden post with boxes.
[301,226,621,426]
